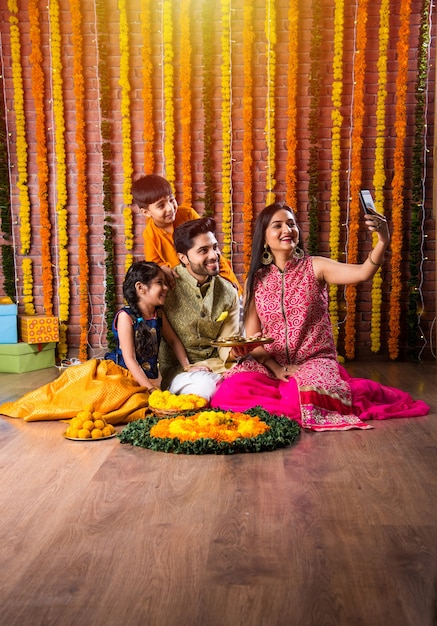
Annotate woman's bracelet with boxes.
[368,250,383,267]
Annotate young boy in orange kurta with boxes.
[132,174,242,293]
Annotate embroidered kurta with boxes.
[159,265,240,389]
[211,257,429,431]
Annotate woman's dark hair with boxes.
[244,202,305,319]
[122,261,164,358]
[173,217,217,256]
[131,174,172,208]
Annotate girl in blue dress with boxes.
[106,261,191,390]
[0,262,193,424]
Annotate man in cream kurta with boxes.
[158,218,240,400]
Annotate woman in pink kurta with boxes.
[211,203,429,431]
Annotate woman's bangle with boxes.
[368,250,383,267]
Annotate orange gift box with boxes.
[19,315,59,344]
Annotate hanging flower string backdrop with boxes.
[285,0,299,210]
[119,0,134,273]
[370,0,389,354]
[141,0,155,175]
[71,0,89,363]
[29,0,53,317]
[8,0,35,315]
[328,0,344,348]
[344,0,368,360]
[265,0,276,206]
[388,0,412,360]
[180,0,192,207]
[1,1,433,361]
[49,0,69,360]
[220,0,232,260]
[242,0,254,275]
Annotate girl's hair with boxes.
[244,202,305,319]
[173,216,216,256]
[131,174,172,208]
[122,261,164,358]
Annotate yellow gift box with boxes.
[19,315,59,344]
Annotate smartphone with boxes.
[359,189,377,215]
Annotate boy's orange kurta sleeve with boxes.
[219,257,242,296]
[143,206,200,267]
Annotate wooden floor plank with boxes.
[0,362,436,626]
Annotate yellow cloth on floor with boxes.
[0,359,151,425]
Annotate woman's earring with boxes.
[293,246,304,260]
[261,243,273,265]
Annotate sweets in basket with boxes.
[149,389,208,417]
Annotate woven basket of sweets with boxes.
[148,389,208,418]
[151,407,197,418]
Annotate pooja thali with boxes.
[210,335,274,348]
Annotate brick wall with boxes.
[0,0,435,360]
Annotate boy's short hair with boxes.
[173,217,217,256]
[132,174,172,208]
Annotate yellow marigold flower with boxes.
[150,410,269,444]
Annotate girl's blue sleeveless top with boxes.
[104,307,162,379]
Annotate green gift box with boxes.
[0,342,56,373]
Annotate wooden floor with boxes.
[0,361,436,626]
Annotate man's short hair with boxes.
[173,217,217,255]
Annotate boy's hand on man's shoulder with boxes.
[161,265,179,289]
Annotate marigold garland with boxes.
[141,0,155,175]
[49,0,69,359]
[163,0,176,188]
[388,0,412,360]
[328,0,345,346]
[0,87,16,300]
[344,0,368,359]
[8,0,35,315]
[202,0,214,216]
[370,0,390,353]
[285,0,299,210]
[119,0,134,272]
[220,0,232,259]
[71,0,89,362]
[373,0,390,207]
[118,407,301,455]
[29,0,53,317]
[407,0,431,359]
[22,257,35,315]
[265,0,276,205]
[180,0,193,207]
[96,0,117,349]
[8,0,32,259]
[242,0,254,275]
[307,0,322,255]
